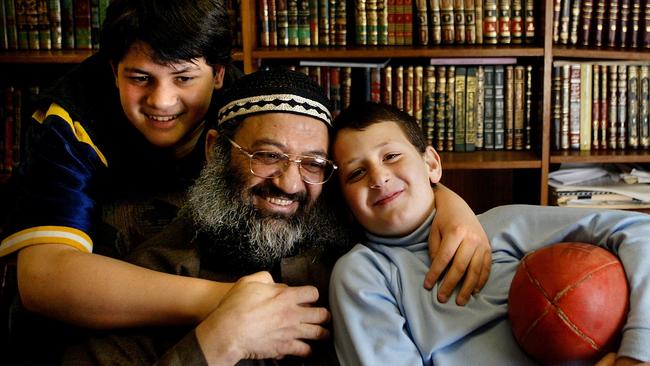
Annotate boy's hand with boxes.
[594,353,649,366]
[426,184,491,306]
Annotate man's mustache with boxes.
[249,180,309,206]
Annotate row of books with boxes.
[552,0,650,48]
[0,84,34,174]
[0,0,243,51]
[551,61,650,152]
[286,59,534,152]
[258,0,537,47]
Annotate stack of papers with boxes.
[549,165,650,209]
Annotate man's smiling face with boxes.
[224,112,330,218]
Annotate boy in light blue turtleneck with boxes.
[328,101,650,366]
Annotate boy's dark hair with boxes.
[332,101,428,152]
[100,0,232,67]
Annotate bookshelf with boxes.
[1,0,650,214]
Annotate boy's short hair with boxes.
[332,101,428,152]
[100,0,232,67]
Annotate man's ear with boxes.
[205,129,219,162]
[423,145,442,184]
[213,65,226,90]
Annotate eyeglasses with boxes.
[227,137,338,185]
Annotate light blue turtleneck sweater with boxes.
[330,204,650,366]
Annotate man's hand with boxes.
[195,272,330,365]
[426,184,491,306]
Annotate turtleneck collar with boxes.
[362,208,437,247]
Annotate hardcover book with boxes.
[465,67,477,151]
[454,66,467,151]
[494,65,505,149]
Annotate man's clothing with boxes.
[330,205,650,366]
[61,211,340,366]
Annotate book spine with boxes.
[483,66,495,149]
[579,63,592,151]
[580,0,594,46]
[617,65,627,149]
[335,0,346,45]
[277,0,290,46]
[415,66,424,123]
[3,86,14,173]
[48,0,61,49]
[297,0,311,45]
[37,0,50,49]
[594,0,606,46]
[429,0,441,44]
[627,65,639,148]
[423,66,436,147]
[378,0,388,44]
[592,64,601,149]
[405,66,413,115]
[568,64,581,150]
[90,0,100,48]
[619,0,630,47]
[560,64,571,150]
[355,0,367,44]
[569,0,581,45]
[74,0,91,49]
[504,65,514,150]
[445,66,456,151]
[454,66,467,151]
[435,66,447,151]
[607,0,619,47]
[559,0,571,44]
[552,0,562,43]
[510,0,523,43]
[453,0,465,43]
[61,0,74,49]
[371,67,382,102]
[494,65,505,149]
[26,0,40,49]
[640,65,650,148]
[403,0,413,45]
[608,65,618,149]
[599,64,608,149]
[476,66,485,149]
[329,0,336,44]
[309,0,319,45]
[483,0,498,44]
[641,0,650,48]
[4,0,18,50]
[257,0,271,47]
[474,0,483,43]
[288,0,299,45]
[552,65,563,150]
[464,0,476,44]
[630,0,641,47]
[525,65,533,150]
[318,0,329,45]
[465,66,477,151]
[267,0,278,47]
[330,67,341,117]
[341,67,352,109]
[497,0,511,44]
[382,66,392,105]
[524,0,535,43]
[394,65,404,110]
[514,65,525,150]
[440,0,455,43]
[416,0,428,44]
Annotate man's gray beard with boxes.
[187,141,347,267]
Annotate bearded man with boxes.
[61,68,490,365]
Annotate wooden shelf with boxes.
[439,150,542,170]
[0,49,244,63]
[550,150,650,164]
[252,45,545,59]
[552,46,650,60]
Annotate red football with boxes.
[508,242,629,365]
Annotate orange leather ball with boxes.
[508,242,629,365]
